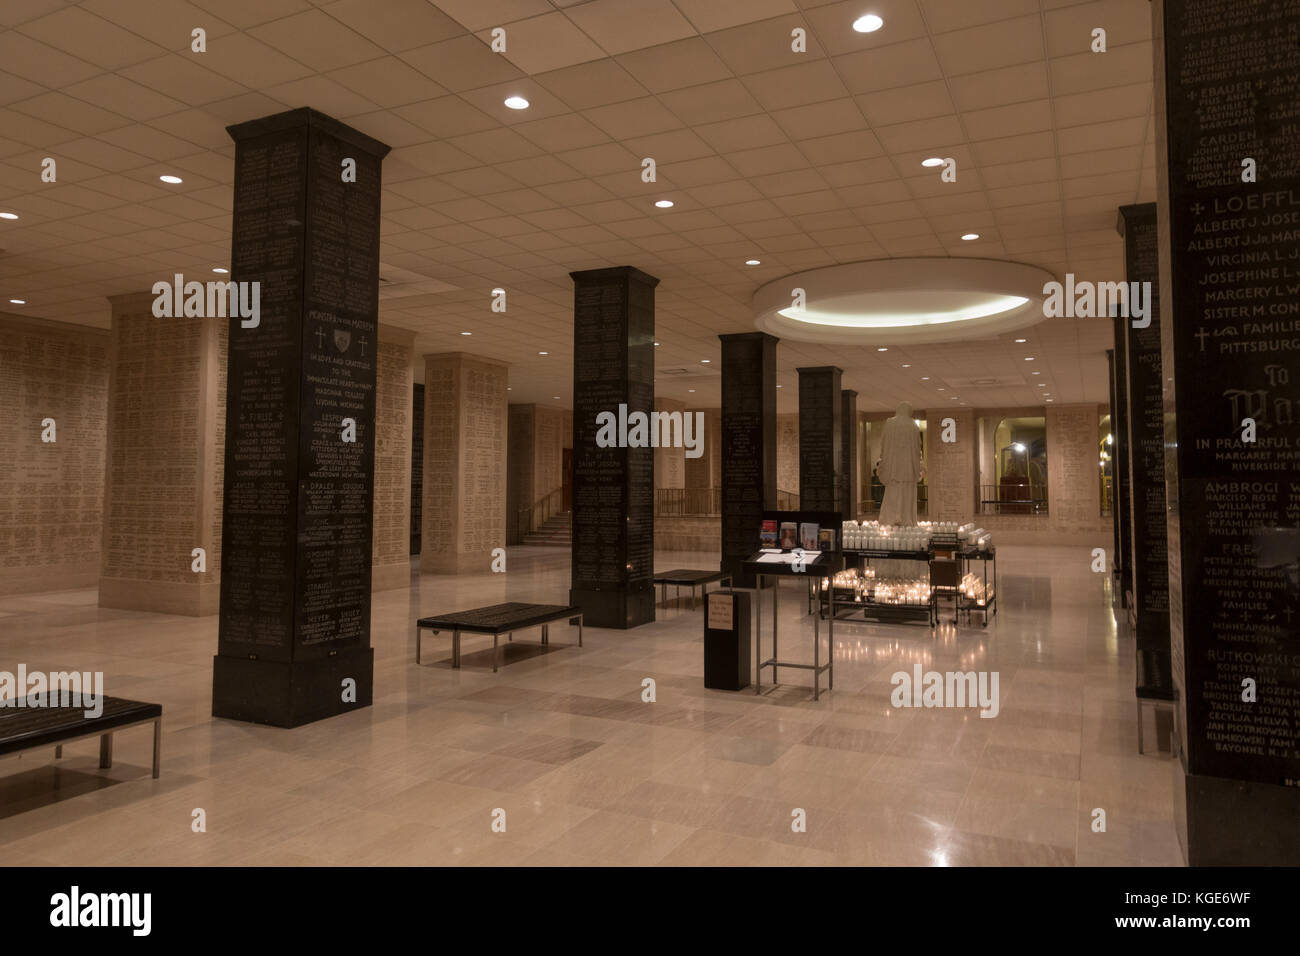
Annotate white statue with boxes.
[876,401,923,526]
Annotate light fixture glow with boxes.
[700,359,710,363]
[9,298,25,304]
[504,96,529,110]
[852,14,884,33]
[1024,356,1034,361]
[655,200,673,208]
[1014,337,1027,343]
[1012,442,1026,452]
[1106,434,1113,445]
[213,267,228,274]
[745,259,761,265]
[1031,371,1041,375]
[902,364,911,368]
[0,212,19,220]
[461,331,472,336]
[960,233,979,241]
[921,376,930,380]
[654,341,660,346]
[921,157,944,168]
[688,389,696,393]
[159,174,183,184]
[778,294,1029,329]
[538,351,548,355]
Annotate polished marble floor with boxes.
[0,545,1181,866]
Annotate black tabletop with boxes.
[417,602,580,634]
[0,696,161,755]
[653,569,729,584]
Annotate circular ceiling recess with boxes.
[752,257,1054,345]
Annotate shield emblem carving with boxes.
[333,328,351,352]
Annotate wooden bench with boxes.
[416,603,582,673]
[0,696,161,779]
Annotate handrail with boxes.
[516,486,565,538]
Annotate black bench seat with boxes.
[0,696,162,779]
[415,602,582,672]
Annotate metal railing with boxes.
[515,487,564,539]
[1101,474,1113,517]
[654,487,721,515]
[977,483,1048,516]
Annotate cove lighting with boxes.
[852,14,884,33]
[778,294,1028,329]
[504,96,529,110]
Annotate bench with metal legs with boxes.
[416,603,584,673]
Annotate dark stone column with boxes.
[719,332,777,588]
[797,366,842,513]
[841,389,858,521]
[214,108,389,727]
[1109,312,1133,609]
[1105,349,1124,579]
[1117,203,1174,705]
[569,266,657,629]
[1154,0,1300,864]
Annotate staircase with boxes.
[522,511,571,547]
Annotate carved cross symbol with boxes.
[1191,202,1205,215]
[314,328,326,349]
[358,335,370,358]
[1195,328,1210,351]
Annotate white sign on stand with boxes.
[707,592,733,630]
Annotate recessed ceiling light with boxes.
[1024,356,1034,361]
[700,359,710,363]
[159,174,183,184]
[1015,337,1027,343]
[921,157,944,168]
[538,351,548,355]
[1032,371,1041,375]
[1037,383,1046,387]
[9,298,25,304]
[655,200,673,208]
[745,259,761,265]
[213,267,228,274]
[852,14,884,33]
[460,331,472,336]
[902,364,911,368]
[0,212,19,219]
[776,384,783,389]
[937,387,945,391]
[960,233,979,241]
[1046,398,1054,403]
[507,387,511,391]
[504,96,529,110]
[553,396,560,400]
[688,389,696,393]
[654,341,660,346]
[921,376,930,380]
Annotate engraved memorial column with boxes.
[841,389,858,521]
[1105,348,1125,590]
[213,108,389,728]
[1110,314,1133,608]
[1117,203,1173,705]
[420,352,509,574]
[797,366,842,513]
[719,332,778,588]
[570,266,658,628]
[99,292,225,616]
[371,324,415,591]
[1154,0,1300,863]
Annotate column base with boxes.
[212,648,374,728]
[569,587,654,629]
[1173,756,1300,865]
